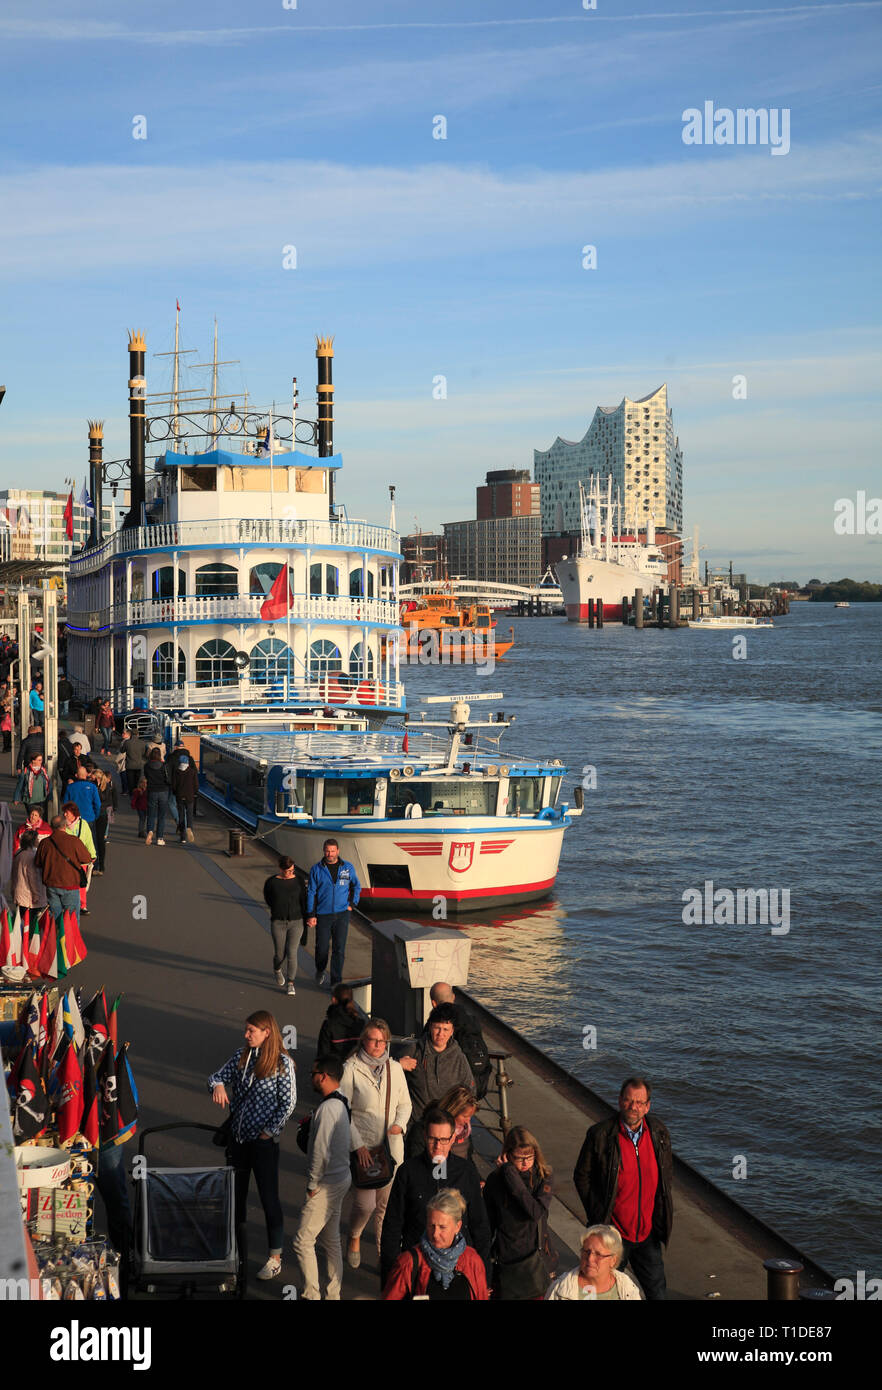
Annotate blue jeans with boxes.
[146,789,169,838]
[60,701,70,717]
[101,729,112,753]
[620,1233,667,1300]
[47,886,80,924]
[314,911,350,985]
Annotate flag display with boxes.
[79,481,95,519]
[260,563,292,620]
[63,490,74,540]
[114,1045,139,1146]
[12,1045,49,1141]
[56,1042,84,1144]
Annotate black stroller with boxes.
[127,1122,247,1299]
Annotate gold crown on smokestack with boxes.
[315,335,335,356]
[87,420,105,438]
[128,330,146,351]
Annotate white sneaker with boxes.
[156,838,166,846]
[256,1256,282,1281]
[274,969,285,987]
[287,982,296,996]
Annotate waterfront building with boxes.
[534,384,684,559]
[443,469,542,586]
[477,469,540,520]
[65,332,404,716]
[0,490,114,568]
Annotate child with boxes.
[130,776,148,839]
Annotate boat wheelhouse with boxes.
[65,331,404,718]
[195,693,583,912]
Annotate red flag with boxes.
[108,994,122,1050]
[260,565,292,620]
[63,909,88,970]
[36,914,58,980]
[176,299,181,312]
[26,915,42,975]
[402,733,409,754]
[81,1047,99,1146]
[0,910,10,968]
[63,490,74,540]
[56,1042,84,1144]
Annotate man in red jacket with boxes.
[573,1076,673,1300]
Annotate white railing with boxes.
[68,593,401,630]
[68,516,401,575]
[135,676,405,710]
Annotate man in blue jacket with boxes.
[306,839,360,987]
[63,765,101,827]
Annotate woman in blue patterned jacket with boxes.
[209,1011,297,1281]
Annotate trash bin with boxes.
[228,827,246,857]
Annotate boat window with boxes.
[323,777,377,816]
[310,562,339,597]
[195,639,238,687]
[550,776,562,805]
[309,639,342,679]
[195,562,238,596]
[386,780,496,818]
[222,466,287,492]
[249,639,293,685]
[250,561,292,596]
[152,566,186,599]
[131,634,146,692]
[349,567,375,598]
[202,746,265,812]
[131,570,145,602]
[276,774,315,816]
[349,642,375,679]
[152,642,186,691]
[181,467,217,492]
[506,777,544,815]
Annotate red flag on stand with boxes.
[260,565,292,620]
[81,1047,99,1147]
[36,914,58,980]
[63,490,74,540]
[56,1042,84,1144]
[0,910,10,968]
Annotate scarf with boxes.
[419,1232,466,1290]
[357,1046,389,1082]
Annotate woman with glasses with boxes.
[544,1225,642,1300]
[483,1125,554,1300]
[339,1017,412,1270]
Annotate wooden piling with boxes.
[634,588,644,629]
[670,587,679,627]
[692,589,700,621]
[596,598,604,628]
[621,595,629,625]
[588,597,595,628]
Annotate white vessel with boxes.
[554,476,670,623]
[834,601,850,609]
[687,615,773,629]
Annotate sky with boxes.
[0,0,880,581]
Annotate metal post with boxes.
[669,587,679,627]
[596,598,603,628]
[41,588,59,816]
[764,1258,802,1301]
[17,590,31,744]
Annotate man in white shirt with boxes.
[293,1054,352,1299]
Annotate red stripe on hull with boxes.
[566,603,625,623]
[360,876,557,910]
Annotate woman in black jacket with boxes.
[143,747,171,845]
[483,1125,554,1301]
[170,748,200,843]
[88,765,118,874]
[316,983,362,1061]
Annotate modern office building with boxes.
[0,489,114,567]
[443,514,541,586]
[477,470,540,520]
[534,384,684,543]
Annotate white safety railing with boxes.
[67,593,401,629]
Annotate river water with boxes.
[392,604,882,1277]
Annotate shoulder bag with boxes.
[55,837,90,888]
[350,1062,395,1190]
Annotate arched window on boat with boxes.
[195,562,238,597]
[249,638,292,685]
[249,561,294,596]
[152,642,186,691]
[131,634,146,692]
[131,570,145,602]
[349,567,375,598]
[309,562,339,598]
[309,639,342,680]
[195,638,238,687]
[348,642,375,680]
[151,566,186,599]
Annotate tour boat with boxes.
[686,615,773,629]
[195,693,582,912]
[395,593,515,662]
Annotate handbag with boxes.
[350,1062,395,1190]
[212,1117,232,1148]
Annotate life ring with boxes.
[537,806,558,821]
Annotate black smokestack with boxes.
[88,420,104,546]
[316,335,334,515]
[126,330,146,528]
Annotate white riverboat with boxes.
[554,476,671,623]
[686,615,773,629]
[195,693,583,913]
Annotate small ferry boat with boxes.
[687,615,773,629]
[195,693,582,912]
[396,593,514,662]
[834,601,850,609]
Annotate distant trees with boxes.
[809,578,882,603]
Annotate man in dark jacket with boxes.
[170,748,199,842]
[17,724,45,770]
[380,1106,491,1286]
[400,1004,474,1155]
[119,730,147,794]
[426,981,492,1100]
[573,1076,673,1300]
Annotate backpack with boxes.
[295,1090,351,1154]
[456,1026,492,1101]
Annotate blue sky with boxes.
[0,0,880,580]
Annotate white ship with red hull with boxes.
[554,477,670,623]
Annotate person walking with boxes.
[119,729,147,795]
[28,680,44,719]
[544,1226,642,1301]
[399,1004,474,1156]
[57,673,73,718]
[13,808,52,853]
[35,814,91,926]
[170,747,199,843]
[130,777,148,838]
[316,984,363,1062]
[17,724,45,771]
[89,767,117,874]
[10,829,48,915]
[382,1188,489,1301]
[14,753,50,821]
[63,764,101,829]
[208,1012,297,1282]
[1,694,12,753]
[435,1085,478,1164]
[292,1054,352,1300]
[573,1076,673,1301]
[263,855,308,995]
[305,838,360,987]
[61,802,97,916]
[339,1017,412,1271]
[143,747,171,845]
[483,1126,554,1300]
[97,700,115,754]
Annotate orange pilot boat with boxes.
[394,593,515,662]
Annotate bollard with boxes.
[588,598,595,629]
[764,1258,803,1301]
[621,595,629,625]
[669,587,679,627]
[634,588,643,629]
[596,598,604,628]
[229,827,246,857]
[692,590,700,621]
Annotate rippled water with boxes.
[391,605,882,1275]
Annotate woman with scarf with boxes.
[208,1011,297,1281]
[339,1017,411,1270]
[382,1188,489,1300]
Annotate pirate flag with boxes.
[12,1044,49,1141]
[97,1041,119,1147]
[113,1043,139,1146]
[81,1045,100,1147]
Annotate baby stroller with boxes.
[127,1122,247,1299]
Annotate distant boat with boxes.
[687,615,773,629]
[395,592,515,661]
[834,601,850,609]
